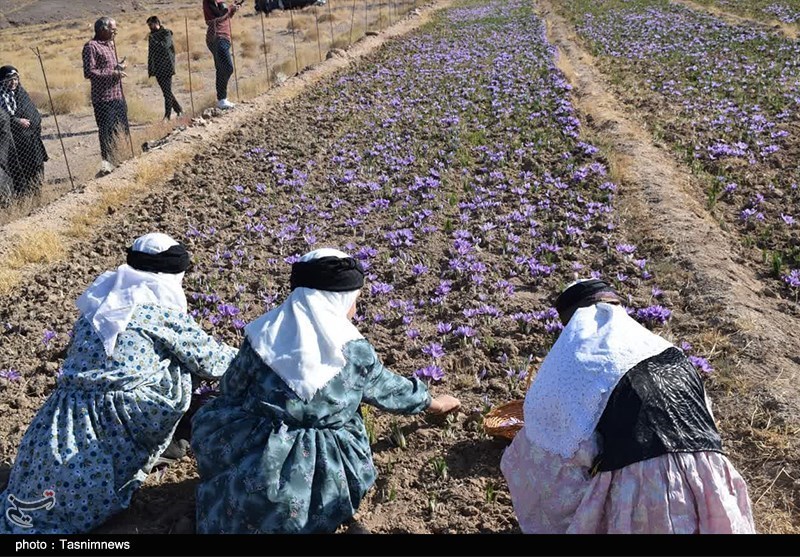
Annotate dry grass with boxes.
[238,76,271,100]
[0,268,20,295]
[49,88,89,115]
[67,185,146,238]
[5,231,66,269]
[126,94,161,124]
[134,150,191,187]
[304,23,321,43]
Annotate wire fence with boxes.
[0,0,419,218]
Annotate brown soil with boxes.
[540,0,800,533]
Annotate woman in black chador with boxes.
[0,65,48,198]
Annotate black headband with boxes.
[290,256,365,292]
[554,279,617,322]
[126,243,191,274]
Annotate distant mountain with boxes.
[0,0,192,29]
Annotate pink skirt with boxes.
[500,430,756,534]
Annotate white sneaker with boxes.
[217,98,236,110]
[99,160,115,175]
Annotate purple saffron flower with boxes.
[688,355,714,375]
[616,244,636,254]
[42,329,57,346]
[412,263,429,276]
[454,325,477,338]
[636,305,672,325]
[406,328,421,340]
[422,343,446,359]
[781,214,795,226]
[783,269,800,289]
[0,369,21,381]
[414,365,445,383]
[370,282,394,296]
[437,322,453,335]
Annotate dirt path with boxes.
[669,0,798,39]
[538,0,800,532]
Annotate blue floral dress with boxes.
[0,304,236,534]
[192,338,432,534]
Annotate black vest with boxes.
[592,347,723,473]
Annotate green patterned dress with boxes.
[192,338,432,533]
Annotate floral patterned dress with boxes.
[192,338,432,534]
[0,304,236,534]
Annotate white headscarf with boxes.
[75,233,188,357]
[523,302,673,459]
[245,248,364,402]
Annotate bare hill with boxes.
[0,0,196,29]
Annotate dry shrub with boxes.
[318,12,336,23]
[134,150,191,187]
[191,50,204,62]
[331,34,352,50]
[287,16,311,33]
[126,95,160,124]
[238,76,270,100]
[239,39,259,60]
[304,24,320,43]
[27,90,50,113]
[5,231,65,269]
[50,88,88,115]
[174,36,189,55]
[0,269,20,296]
[67,186,145,238]
[38,58,84,91]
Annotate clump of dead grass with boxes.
[5,231,66,269]
[0,269,21,295]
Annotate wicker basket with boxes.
[483,370,534,440]
[483,399,525,440]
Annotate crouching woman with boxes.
[193,248,460,534]
[0,233,237,533]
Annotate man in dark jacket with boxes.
[147,16,183,120]
[0,66,48,198]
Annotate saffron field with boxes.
[0,0,798,534]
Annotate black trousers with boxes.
[208,38,234,101]
[155,73,183,118]
[93,99,130,163]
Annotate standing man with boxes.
[203,0,239,110]
[147,16,183,120]
[82,17,130,176]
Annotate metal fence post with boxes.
[260,11,272,88]
[327,0,335,46]
[112,42,136,159]
[315,9,323,63]
[289,9,300,74]
[230,18,241,102]
[349,0,357,45]
[34,47,74,191]
[185,17,196,117]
